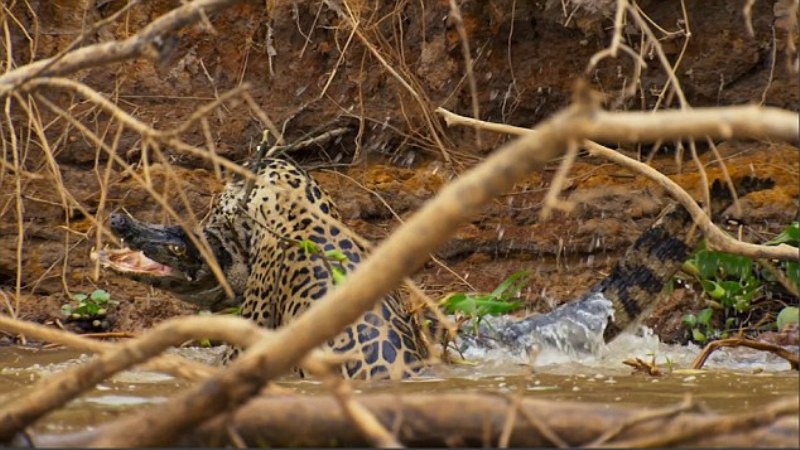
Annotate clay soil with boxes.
[0,0,798,345]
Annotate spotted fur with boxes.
[97,154,774,378]
[202,158,428,378]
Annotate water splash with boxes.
[451,292,797,373]
[455,292,614,363]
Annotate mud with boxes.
[0,1,798,343]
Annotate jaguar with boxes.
[92,155,772,377]
[93,157,428,380]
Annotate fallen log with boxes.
[29,393,798,448]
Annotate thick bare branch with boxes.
[436,107,800,261]
[35,394,799,448]
[82,102,799,447]
[0,316,267,442]
[0,315,216,381]
[438,105,798,144]
[0,0,246,91]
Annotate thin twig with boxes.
[497,395,521,448]
[600,397,798,448]
[0,315,215,381]
[447,0,481,147]
[76,101,799,447]
[0,316,327,442]
[691,337,799,370]
[435,107,800,261]
[310,358,403,448]
[0,0,247,90]
[3,0,141,92]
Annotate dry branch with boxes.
[447,0,482,147]
[0,315,216,381]
[436,106,800,262]
[691,337,800,371]
[0,316,267,442]
[438,105,798,145]
[34,394,799,448]
[75,101,799,447]
[0,0,247,91]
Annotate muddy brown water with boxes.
[1,334,798,437]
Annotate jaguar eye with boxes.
[168,244,186,256]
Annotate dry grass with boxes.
[0,0,797,447]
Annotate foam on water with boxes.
[77,394,167,407]
[1,294,794,390]
[450,291,797,374]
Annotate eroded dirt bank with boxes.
[0,0,797,344]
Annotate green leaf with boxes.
[682,313,697,328]
[692,328,707,342]
[694,250,721,279]
[766,222,800,246]
[85,303,99,316]
[693,250,754,281]
[442,293,477,315]
[783,261,800,291]
[441,293,465,311]
[71,293,87,302]
[90,289,110,303]
[717,253,752,280]
[331,266,347,285]
[474,297,523,316]
[298,239,320,255]
[489,270,531,301]
[734,298,750,313]
[697,308,714,326]
[738,285,759,303]
[776,306,799,331]
[719,280,743,295]
[681,260,699,276]
[324,249,348,263]
[700,280,726,299]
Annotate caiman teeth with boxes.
[91,246,174,276]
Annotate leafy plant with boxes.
[776,306,799,332]
[683,248,761,313]
[681,307,730,343]
[298,239,348,285]
[679,222,799,343]
[440,270,529,335]
[62,289,118,322]
[765,222,800,291]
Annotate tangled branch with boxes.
[436,106,800,262]
[67,100,799,447]
[0,0,247,91]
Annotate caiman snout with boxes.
[108,212,175,248]
[109,212,130,234]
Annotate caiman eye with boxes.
[168,244,186,256]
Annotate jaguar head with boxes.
[91,212,245,311]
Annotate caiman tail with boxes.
[464,176,774,355]
[598,176,774,341]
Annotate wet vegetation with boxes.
[680,222,800,343]
[0,0,797,447]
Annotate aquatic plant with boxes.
[681,222,799,342]
[440,270,528,336]
[61,289,118,329]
